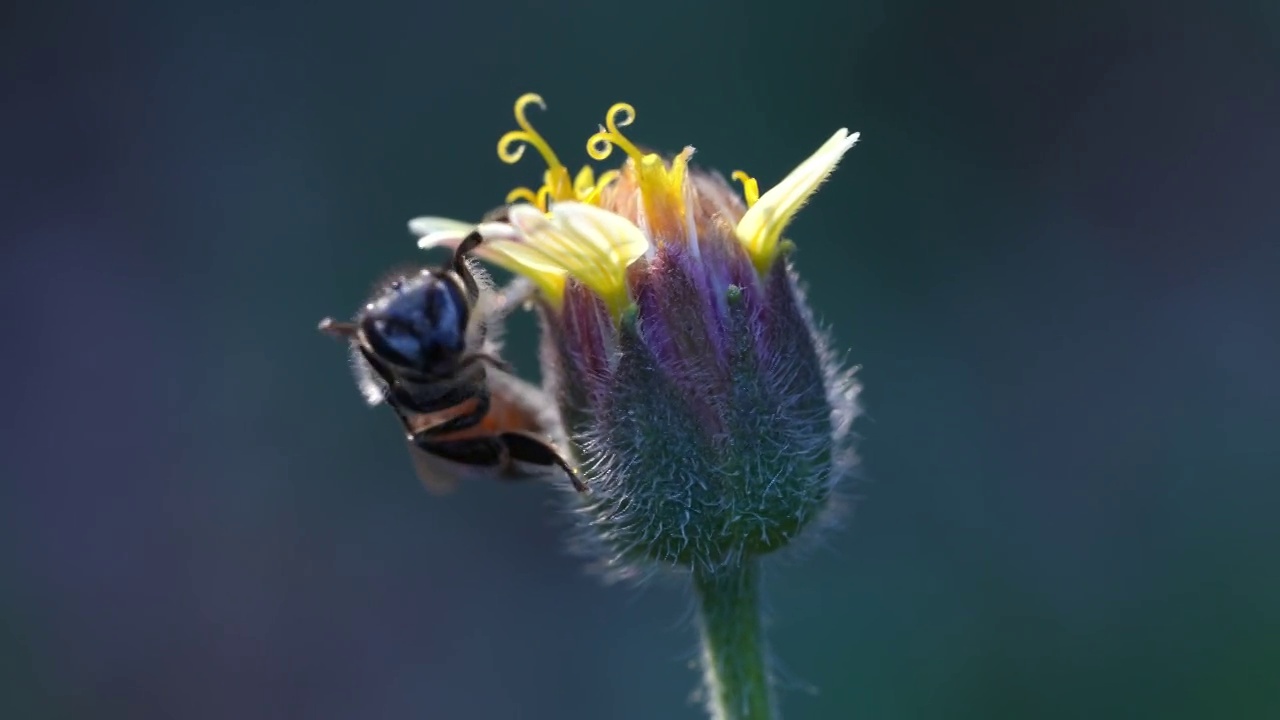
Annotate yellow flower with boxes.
[413,93,858,317]
[734,128,860,273]
[379,95,866,720]
[412,92,865,609]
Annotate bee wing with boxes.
[405,441,461,495]
[401,403,482,495]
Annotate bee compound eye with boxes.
[362,278,470,372]
[362,314,425,368]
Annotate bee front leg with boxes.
[447,230,484,301]
[456,352,515,375]
[491,277,537,318]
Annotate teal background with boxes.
[4,0,1278,717]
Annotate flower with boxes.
[415,94,861,578]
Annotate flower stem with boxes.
[693,560,776,720]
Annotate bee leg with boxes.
[491,277,537,318]
[413,436,509,470]
[499,431,586,492]
[456,351,515,375]
[411,432,585,492]
[447,230,484,301]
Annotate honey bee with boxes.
[319,230,584,493]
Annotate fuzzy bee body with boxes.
[320,231,583,493]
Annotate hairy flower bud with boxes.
[415,94,860,578]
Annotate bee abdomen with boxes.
[393,366,486,415]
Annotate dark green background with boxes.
[4,1,1278,717]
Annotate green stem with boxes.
[693,560,776,720]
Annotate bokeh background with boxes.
[4,0,1278,717]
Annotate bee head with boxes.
[359,270,471,374]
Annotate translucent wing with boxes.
[405,441,462,495]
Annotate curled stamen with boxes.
[586,129,614,161]
[497,93,564,169]
[586,102,645,162]
[582,170,620,204]
[573,166,622,205]
[506,186,540,205]
[573,166,596,198]
[732,171,760,208]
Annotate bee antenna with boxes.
[318,317,357,338]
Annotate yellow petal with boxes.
[414,220,518,252]
[477,240,569,306]
[408,216,475,238]
[506,202,650,319]
[415,219,568,306]
[735,128,859,273]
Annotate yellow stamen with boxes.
[496,94,623,213]
[633,148,693,240]
[586,103,645,164]
[573,166,622,205]
[497,93,574,210]
[731,170,760,208]
[585,102,692,238]
[573,166,595,197]
[505,186,541,206]
[581,170,620,204]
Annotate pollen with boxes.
[734,128,860,274]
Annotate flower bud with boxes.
[415,95,860,577]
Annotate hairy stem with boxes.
[693,560,776,720]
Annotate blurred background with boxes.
[3,0,1278,717]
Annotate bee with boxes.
[318,230,585,493]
